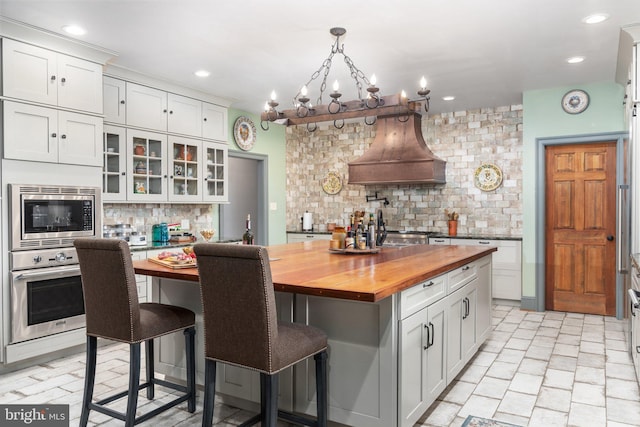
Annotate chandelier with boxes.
[260,27,431,132]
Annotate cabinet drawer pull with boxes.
[478,241,490,244]
[637,346,640,354]
[423,281,435,288]
[461,265,470,271]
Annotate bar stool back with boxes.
[194,243,328,427]
[74,238,196,427]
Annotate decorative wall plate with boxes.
[474,163,503,191]
[233,116,257,151]
[322,172,343,195]
[561,89,589,114]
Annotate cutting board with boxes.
[148,257,197,269]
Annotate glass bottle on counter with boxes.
[367,213,376,248]
[242,214,254,245]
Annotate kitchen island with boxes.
[133,241,496,427]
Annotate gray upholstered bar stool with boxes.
[74,238,196,427]
[194,243,328,427]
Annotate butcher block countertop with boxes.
[132,240,497,302]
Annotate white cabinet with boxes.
[127,129,168,202]
[2,38,103,114]
[202,102,228,141]
[130,251,149,302]
[168,93,202,136]
[398,257,490,427]
[399,290,447,427]
[168,135,202,202]
[124,82,228,140]
[102,126,127,200]
[126,83,168,131]
[428,237,450,245]
[4,101,103,166]
[287,233,332,243]
[438,238,522,301]
[202,141,228,202]
[103,76,126,124]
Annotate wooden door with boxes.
[545,142,617,315]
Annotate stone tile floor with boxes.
[1,304,639,426]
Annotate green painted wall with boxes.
[224,109,287,245]
[522,81,625,301]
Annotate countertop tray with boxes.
[148,257,197,269]
[328,248,381,255]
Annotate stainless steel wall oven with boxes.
[8,184,101,343]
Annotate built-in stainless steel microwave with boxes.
[9,183,102,250]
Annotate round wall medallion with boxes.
[474,163,503,192]
[561,89,590,114]
[322,172,343,195]
[233,116,257,151]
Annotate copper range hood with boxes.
[348,113,446,185]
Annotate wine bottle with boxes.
[242,214,254,245]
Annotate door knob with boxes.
[607,235,614,241]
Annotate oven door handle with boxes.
[15,266,81,280]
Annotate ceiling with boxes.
[1,0,639,115]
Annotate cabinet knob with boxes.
[61,134,67,139]
[169,110,173,114]
[121,172,126,176]
[51,133,57,138]
[461,265,470,271]
[60,77,66,83]
[163,109,167,113]
[120,100,125,104]
[203,117,208,122]
[50,75,56,81]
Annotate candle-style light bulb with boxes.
[301,85,308,96]
[420,76,427,90]
[401,90,407,98]
[264,102,269,111]
[370,74,377,86]
[333,80,340,92]
[270,90,277,101]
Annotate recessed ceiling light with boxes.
[583,14,609,24]
[442,96,455,101]
[194,70,210,78]
[567,56,585,64]
[62,25,86,36]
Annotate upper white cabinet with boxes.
[202,102,228,141]
[126,83,168,130]
[2,38,103,114]
[4,101,103,166]
[103,76,126,124]
[122,81,228,140]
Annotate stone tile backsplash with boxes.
[103,203,215,236]
[286,105,523,236]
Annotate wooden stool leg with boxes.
[185,327,196,412]
[315,350,328,427]
[125,343,141,427]
[145,339,155,400]
[261,373,279,427]
[79,336,97,427]
[201,359,217,427]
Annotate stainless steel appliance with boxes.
[628,256,640,381]
[383,231,433,246]
[9,246,85,343]
[9,183,102,251]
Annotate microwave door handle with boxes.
[15,266,80,280]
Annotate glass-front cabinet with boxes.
[127,129,167,202]
[169,136,201,202]
[203,141,228,202]
[102,125,127,201]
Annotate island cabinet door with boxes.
[446,280,478,381]
[399,296,448,427]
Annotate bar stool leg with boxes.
[125,343,141,427]
[79,336,97,427]
[185,327,196,412]
[145,339,154,400]
[261,373,279,427]
[315,350,328,427]
[202,359,217,427]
